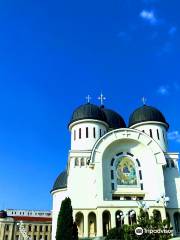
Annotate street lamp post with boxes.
[156,194,170,207]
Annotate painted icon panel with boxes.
[116,156,137,185]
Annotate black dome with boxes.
[0,210,7,218]
[129,105,169,129]
[51,171,67,192]
[69,103,107,126]
[102,108,126,129]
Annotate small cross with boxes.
[122,131,131,138]
[85,95,91,103]
[98,93,106,105]
[141,96,147,105]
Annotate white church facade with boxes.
[51,99,180,239]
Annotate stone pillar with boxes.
[124,214,129,225]
[83,212,88,238]
[110,210,116,229]
[160,208,167,221]
[169,210,176,236]
[96,210,103,237]
[9,223,14,240]
[0,223,5,240]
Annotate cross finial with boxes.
[85,95,91,103]
[141,96,147,105]
[98,93,106,106]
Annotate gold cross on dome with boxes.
[98,93,106,105]
[85,95,92,103]
[141,96,147,105]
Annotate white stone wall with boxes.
[69,120,108,151]
[164,153,180,209]
[51,127,180,239]
[90,129,167,205]
[67,154,97,208]
[51,189,68,240]
[130,121,168,151]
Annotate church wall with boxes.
[97,139,166,204]
[67,157,97,209]
[164,167,180,209]
[52,189,68,240]
[70,120,108,151]
[131,122,168,151]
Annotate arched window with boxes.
[93,127,96,138]
[75,212,84,238]
[150,129,153,138]
[115,210,124,227]
[136,159,141,167]
[102,211,111,237]
[86,127,88,138]
[75,158,79,166]
[139,170,142,180]
[174,212,180,233]
[81,158,85,166]
[171,160,175,168]
[99,129,102,137]
[111,158,115,166]
[74,130,76,141]
[166,160,170,168]
[128,210,136,225]
[153,210,162,222]
[111,170,114,179]
[157,129,160,140]
[163,130,166,143]
[79,128,81,139]
[88,212,97,237]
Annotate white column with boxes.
[96,210,103,237]
[169,210,176,236]
[160,208,167,221]
[83,212,88,238]
[111,210,116,229]
[124,215,129,225]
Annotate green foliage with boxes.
[105,227,123,240]
[56,197,78,240]
[105,209,172,240]
[73,222,79,240]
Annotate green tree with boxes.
[56,197,74,240]
[72,222,78,240]
[105,208,172,240]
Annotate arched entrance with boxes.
[102,211,111,236]
[174,212,180,234]
[153,210,162,222]
[88,212,97,237]
[115,210,124,227]
[75,212,84,237]
[128,210,136,225]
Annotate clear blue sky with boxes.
[0,0,179,210]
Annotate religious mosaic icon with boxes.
[116,156,137,185]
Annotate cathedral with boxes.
[51,97,180,239]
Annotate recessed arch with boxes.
[115,210,124,227]
[174,212,180,234]
[90,128,166,165]
[75,212,84,238]
[128,210,136,225]
[153,209,162,222]
[88,212,97,237]
[102,210,111,237]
